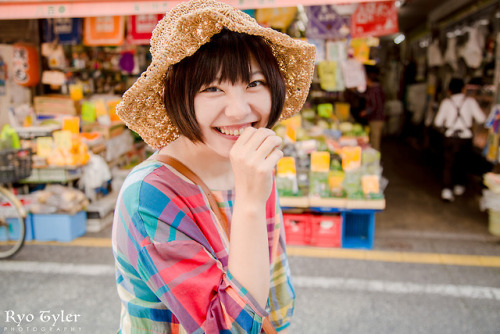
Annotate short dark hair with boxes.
[448,78,465,95]
[163,28,286,143]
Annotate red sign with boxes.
[127,14,164,45]
[351,1,399,38]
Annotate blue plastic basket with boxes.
[342,211,375,249]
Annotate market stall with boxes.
[0,1,400,246]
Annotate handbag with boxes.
[155,155,278,334]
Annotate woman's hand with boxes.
[230,127,283,204]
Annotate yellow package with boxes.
[62,117,80,134]
[362,175,380,195]
[310,151,330,173]
[277,157,296,176]
[69,83,84,101]
[53,130,73,150]
[329,170,345,192]
[335,102,350,122]
[36,137,53,158]
[341,146,362,171]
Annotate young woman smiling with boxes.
[112,1,315,333]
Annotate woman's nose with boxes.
[225,93,251,120]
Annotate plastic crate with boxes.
[342,211,375,249]
[283,213,311,246]
[310,214,342,248]
[32,211,87,242]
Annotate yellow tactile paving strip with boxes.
[24,238,500,268]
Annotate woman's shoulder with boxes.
[119,157,201,208]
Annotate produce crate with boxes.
[342,211,375,249]
[32,211,87,242]
[309,214,342,248]
[283,213,310,246]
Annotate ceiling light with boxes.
[394,33,405,44]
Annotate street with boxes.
[1,227,499,334]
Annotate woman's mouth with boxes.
[214,122,256,137]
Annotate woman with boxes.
[112,1,315,333]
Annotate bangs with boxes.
[193,29,258,88]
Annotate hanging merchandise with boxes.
[12,43,40,87]
[127,14,164,45]
[326,41,347,62]
[43,18,83,45]
[41,42,66,69]
[341,57,366,91]
[307,39,325,64]
[350,1,398,38]
[305,5,350,40]
[119,52,135,74]
[427,39,444,67]
[350,38,378,64]
[318,61,340,92]
[444,37,458,71]
[84,16,125,46]
[459,27,484,69]
[255,7,297,31]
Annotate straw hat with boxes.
[116,0,316,149]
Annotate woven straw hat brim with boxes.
[116,0,316,149]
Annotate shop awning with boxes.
[0,0,393,20]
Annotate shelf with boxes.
[280,196,385,211]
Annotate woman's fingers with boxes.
[234,127,276,153]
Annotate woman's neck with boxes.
[158,137,234,190]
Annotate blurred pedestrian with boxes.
[361,65,386,152]
[434,78,486,201]
[111,0,315,333]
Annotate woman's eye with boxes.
[248,80,266,88]
[201,86,221,93]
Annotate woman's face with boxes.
[193,58,272,158]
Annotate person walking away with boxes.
[362,65,385,151]
[434,78,486,201]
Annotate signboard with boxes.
[351,1,398,38]
[127,14,164,45]
[306,5,350,40]
[84,16,125,46]
[43,18,82,45]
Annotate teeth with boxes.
[217,126,248,136]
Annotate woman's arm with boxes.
[228,127,283,308]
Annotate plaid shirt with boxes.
[112,158,295,333]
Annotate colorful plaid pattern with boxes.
[112,158,295,333]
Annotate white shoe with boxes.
[441,188,454,202]
[453,185,465,196]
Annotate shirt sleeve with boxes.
[266,190,295,331]
[434,99,449,128]
[125,178,268,334]
[467,97,486,124]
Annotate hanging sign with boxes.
[84,16,125,46]
[127,14,163,45]
[351,1,398,38]
[43,18,82,45]
[12,43,40,87]
[305,5,351,40]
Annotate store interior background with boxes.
[0,0,499,248]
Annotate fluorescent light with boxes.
[394,34,405,44]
